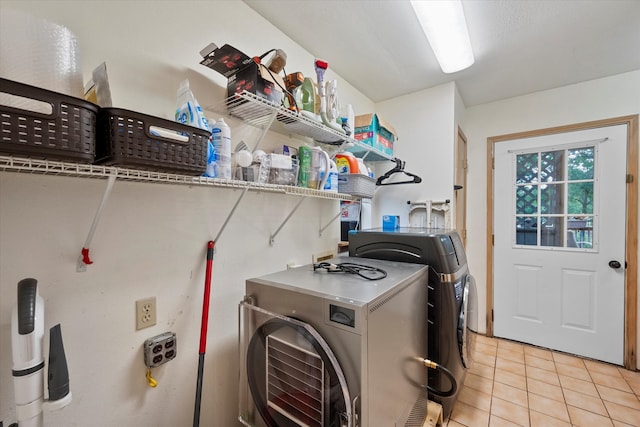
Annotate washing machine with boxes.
[348,228,478,419]
[239,257,430,427]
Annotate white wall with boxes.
[462,70,640,356]
[0,0,374,122]
[2,2,638,425]
[373,83,456,227]
[0,1,375,426]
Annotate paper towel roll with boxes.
[0,9,83,98]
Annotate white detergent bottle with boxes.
[210,118,231,179]
[176,79,214,177]
[323,159,338,192]
[356,158,368,176]
[175,79,209,131]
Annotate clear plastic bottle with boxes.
[175,79,209,131]
[175,79,214,177]
[210,118,231,179]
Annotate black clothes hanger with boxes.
[376,158,422,186]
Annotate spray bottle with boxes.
[210,118,231,179]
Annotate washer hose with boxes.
[415,357,458,398]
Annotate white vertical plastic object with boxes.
[11,280,45,427]
[346,104,355,137]
[210,118,231,179]
[323,159,338,192]
[175,79,209,131]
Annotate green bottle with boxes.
[298,146,312,188]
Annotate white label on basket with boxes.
[149,126,189,142]
[0,93,53,115]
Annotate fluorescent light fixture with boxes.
[410,0,475,73]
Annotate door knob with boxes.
[608,260,622,269]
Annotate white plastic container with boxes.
[175,79,209,131]
[346,104,355,137]
[323,159,338,192]
[210,118,231,179]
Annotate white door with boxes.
[493,124,627,365]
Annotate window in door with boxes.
[514,146,596,250]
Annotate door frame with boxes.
[486,115,638,369]
[455,126,468,245]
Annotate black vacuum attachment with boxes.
[47,324,70,401]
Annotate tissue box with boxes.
[200,44,284,105]
[382,215,400,230]
[354,113,396,157]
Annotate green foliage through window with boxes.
[514,146,595,248]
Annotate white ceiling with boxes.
[243,0,640,107]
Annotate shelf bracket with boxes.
[77,172,117,272]
[269,196,306,246]
[319,211,341,237]
[214,187,249,244]
[252,109,278,153]
[334,139,351,154]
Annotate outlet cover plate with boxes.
[143,331,177,368]
[136,297,157,330]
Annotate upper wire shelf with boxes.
[0,155,357,201]
[208,91,392,161]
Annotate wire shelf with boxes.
[0,155,356,200]
[210,91,392,161]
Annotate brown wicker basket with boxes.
[96,108,210,175]
[0,78,98,162]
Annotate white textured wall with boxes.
[1,2,638,426]
[462,70,640,356]
[0,1,375,426]
[373,83,456,227]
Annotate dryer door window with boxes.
[240,302,353,427]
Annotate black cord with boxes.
[258,63,295,109]
[257,48,276,60]
[255,49,295,109]
[313,262,387,281]
[281,65,302,112]
[427,362,458,397]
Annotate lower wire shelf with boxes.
[0,155,357,201]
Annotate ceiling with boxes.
[243,0,640,107]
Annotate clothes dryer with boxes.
[239,257,430,427]
[349,228,478,419]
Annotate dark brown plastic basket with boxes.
[96,108,210,175]
[0,78,98,162]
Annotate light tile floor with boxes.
[445,335,640,427]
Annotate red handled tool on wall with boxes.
[193,240,215,427]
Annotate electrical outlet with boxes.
[143,331,177,368]
[136,297,156,330]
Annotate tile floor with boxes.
[444,335,640,427]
